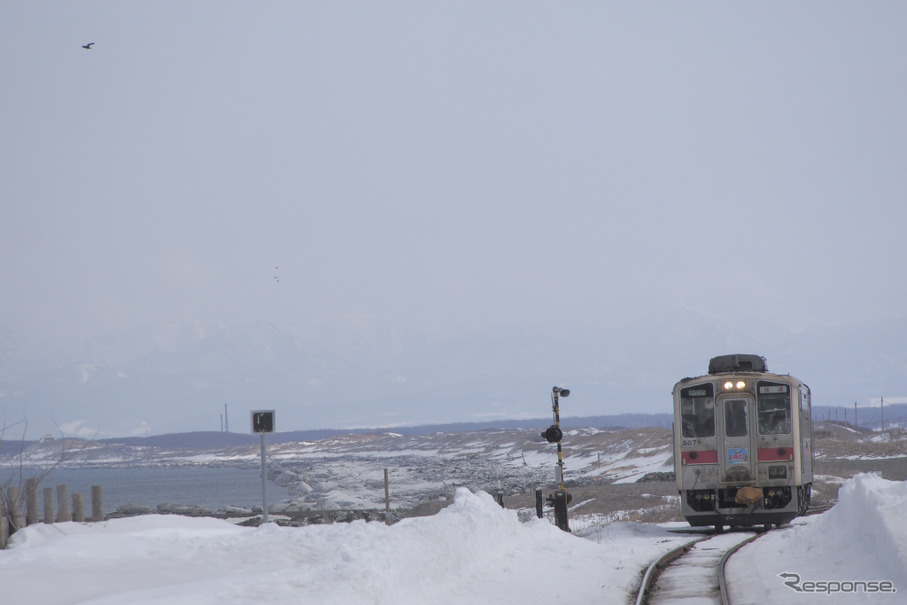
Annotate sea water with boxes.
[15,467,284,515]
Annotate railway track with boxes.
[633,502,835,604]
[634,530,764,605]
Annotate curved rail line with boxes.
[634,502,834,603]
[716,533,763,605]
[634,530,764,605]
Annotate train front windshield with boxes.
[680,384,715,438]
[757,382,792,435]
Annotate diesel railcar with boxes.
[673,354,813,531]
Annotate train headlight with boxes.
[723,381,747,390]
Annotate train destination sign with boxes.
[760,385,789,394]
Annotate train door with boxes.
[718,396,756,483]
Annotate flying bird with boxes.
[82,42,95,50]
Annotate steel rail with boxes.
[634,536,711,605]
[635,531,766,605]
[717,532,765,605]
[637,504,831,604]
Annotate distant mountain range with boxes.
[5,403,903,456]
[1,310,905,439]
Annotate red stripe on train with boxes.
[681,450,718,464]
[758,447,794,461]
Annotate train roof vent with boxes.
[708,354,767,375]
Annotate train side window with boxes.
[758,382,792,435]
[800,385,810,411]
[680,384,715,438]
[725,399,748,437]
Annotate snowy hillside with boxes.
[6,422,905,521]
[3,427,675,514]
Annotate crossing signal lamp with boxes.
[541,425,563,443]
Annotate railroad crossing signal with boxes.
[541,386,571,532]
[541,425,563,443]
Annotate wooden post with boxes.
[43,487,54,524]
[26,478,39,526]
[1,499,8,548]
[7,486,22,531]
[384,468,391,525]
[57,485,71,522]
[91,485,103,522]
[72,493,85,522]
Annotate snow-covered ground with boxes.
[1,474,904,604]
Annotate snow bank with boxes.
[828,473,907,582]
[9,476,903,604]
[0,488,687,605]
[728,473,907,603]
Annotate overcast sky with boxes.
[3,2,906,344]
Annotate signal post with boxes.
[251,410,275,523]
[541,386,571,531]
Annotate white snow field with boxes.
[1,474,905,604]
